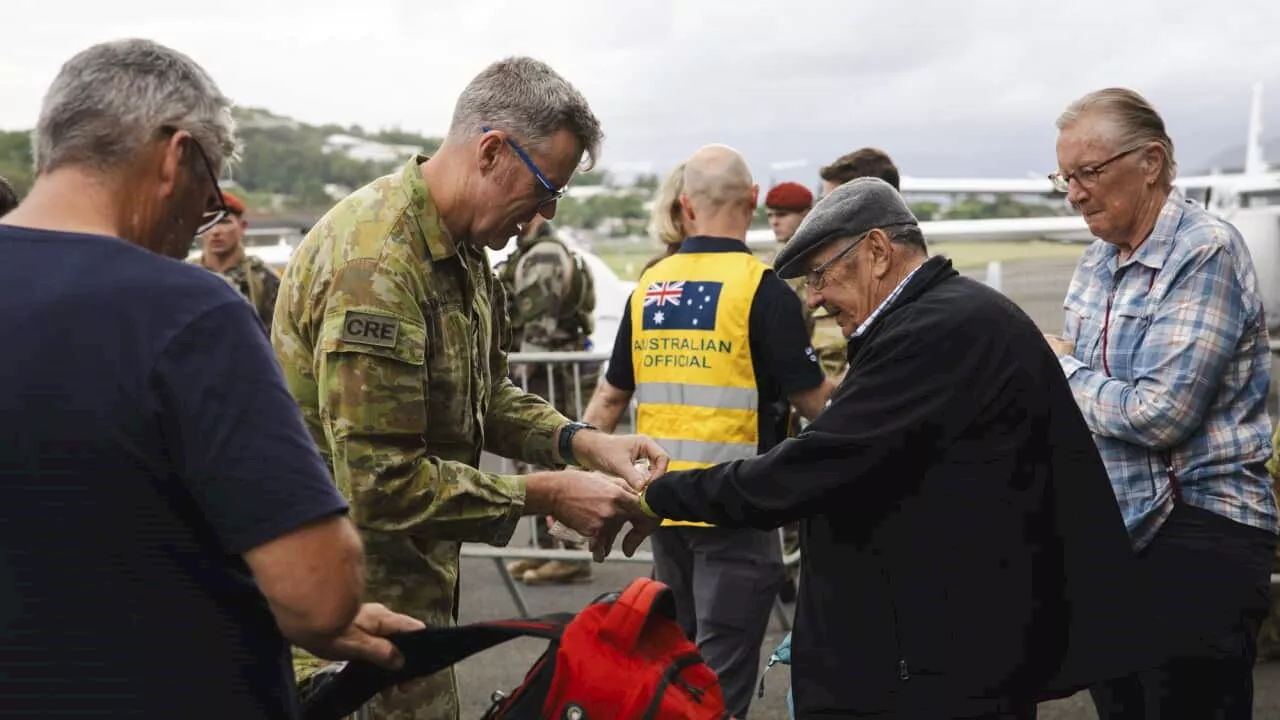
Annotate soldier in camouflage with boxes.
[496,215,599,585]
[271,57,668,720]
[188,190,281,330]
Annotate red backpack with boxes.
[300,577,732,720]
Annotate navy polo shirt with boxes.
[0,225,349,719]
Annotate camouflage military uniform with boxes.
[271,155,571,720]
[188,253,281,330]
[495,223,598,584]
[1257,425,1280,660]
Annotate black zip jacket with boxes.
[644,256,1156,718]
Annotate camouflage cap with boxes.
[774,176,918,280]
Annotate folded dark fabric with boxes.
[299,616,569,720]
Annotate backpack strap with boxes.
[300,614,571,720]
[599,577,677,651]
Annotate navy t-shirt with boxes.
[606,236,826,452]
[0,226,349,718]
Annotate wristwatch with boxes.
[558,421,597,467]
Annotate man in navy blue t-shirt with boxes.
[0,39,422,719]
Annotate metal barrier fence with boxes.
[465,344,1280,620]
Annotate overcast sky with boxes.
[3,0,1279,184]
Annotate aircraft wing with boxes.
[746,215,1093,248]
[917,215,1091,242]
[900,170,1280,198]
[899,176,1060,195]
[1175,172,1280,194]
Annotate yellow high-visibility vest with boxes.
[631,249,768,527]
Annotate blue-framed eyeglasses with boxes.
[482,126,567,207]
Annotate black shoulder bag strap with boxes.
[300,614,571,720]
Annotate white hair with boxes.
[1056,87,1177,189]
[446,56,603,171]
[33,38,239,175]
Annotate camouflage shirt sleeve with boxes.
[482,272,570,466]
[315,258,525,545]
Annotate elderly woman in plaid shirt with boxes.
[1045,87,1278,719]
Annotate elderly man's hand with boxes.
[1044,334,1074,357]
[571,431,670,491]
[620,512,660,558]
[588,497,663,562]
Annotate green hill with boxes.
[0,107,442,217]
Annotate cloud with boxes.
[2,0,1278,178]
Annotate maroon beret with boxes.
[765,182,813,212]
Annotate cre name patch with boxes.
[342,310,400,348]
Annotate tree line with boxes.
[0,109,1064,226]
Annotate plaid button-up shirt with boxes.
[1060,190,1277,550]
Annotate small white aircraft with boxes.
[746,83,1279,249]
[741,82,1280,334]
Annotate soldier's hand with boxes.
[324,602,425,671]
[572,432,670,492]
[550,469,643,554]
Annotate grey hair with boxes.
[33,38,239,176]
[1056,87,1177,188]
[447,56,604,171]
[885,223,927,253]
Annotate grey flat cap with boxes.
[774,176,919,279]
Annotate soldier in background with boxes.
[0,176,17,217]
[497,215,599,585]
[764,182,847,379]
[189,190,281,330]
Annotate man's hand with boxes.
[320,603,425,670]
[572,431,670,491]
[620,512,661,559]
[1044,333,1074,357]
[549,469,645,557]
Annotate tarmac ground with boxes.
[454,548,1280,720]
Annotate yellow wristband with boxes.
[639,491,660,519]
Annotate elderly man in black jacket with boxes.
[620,177,1153,719]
